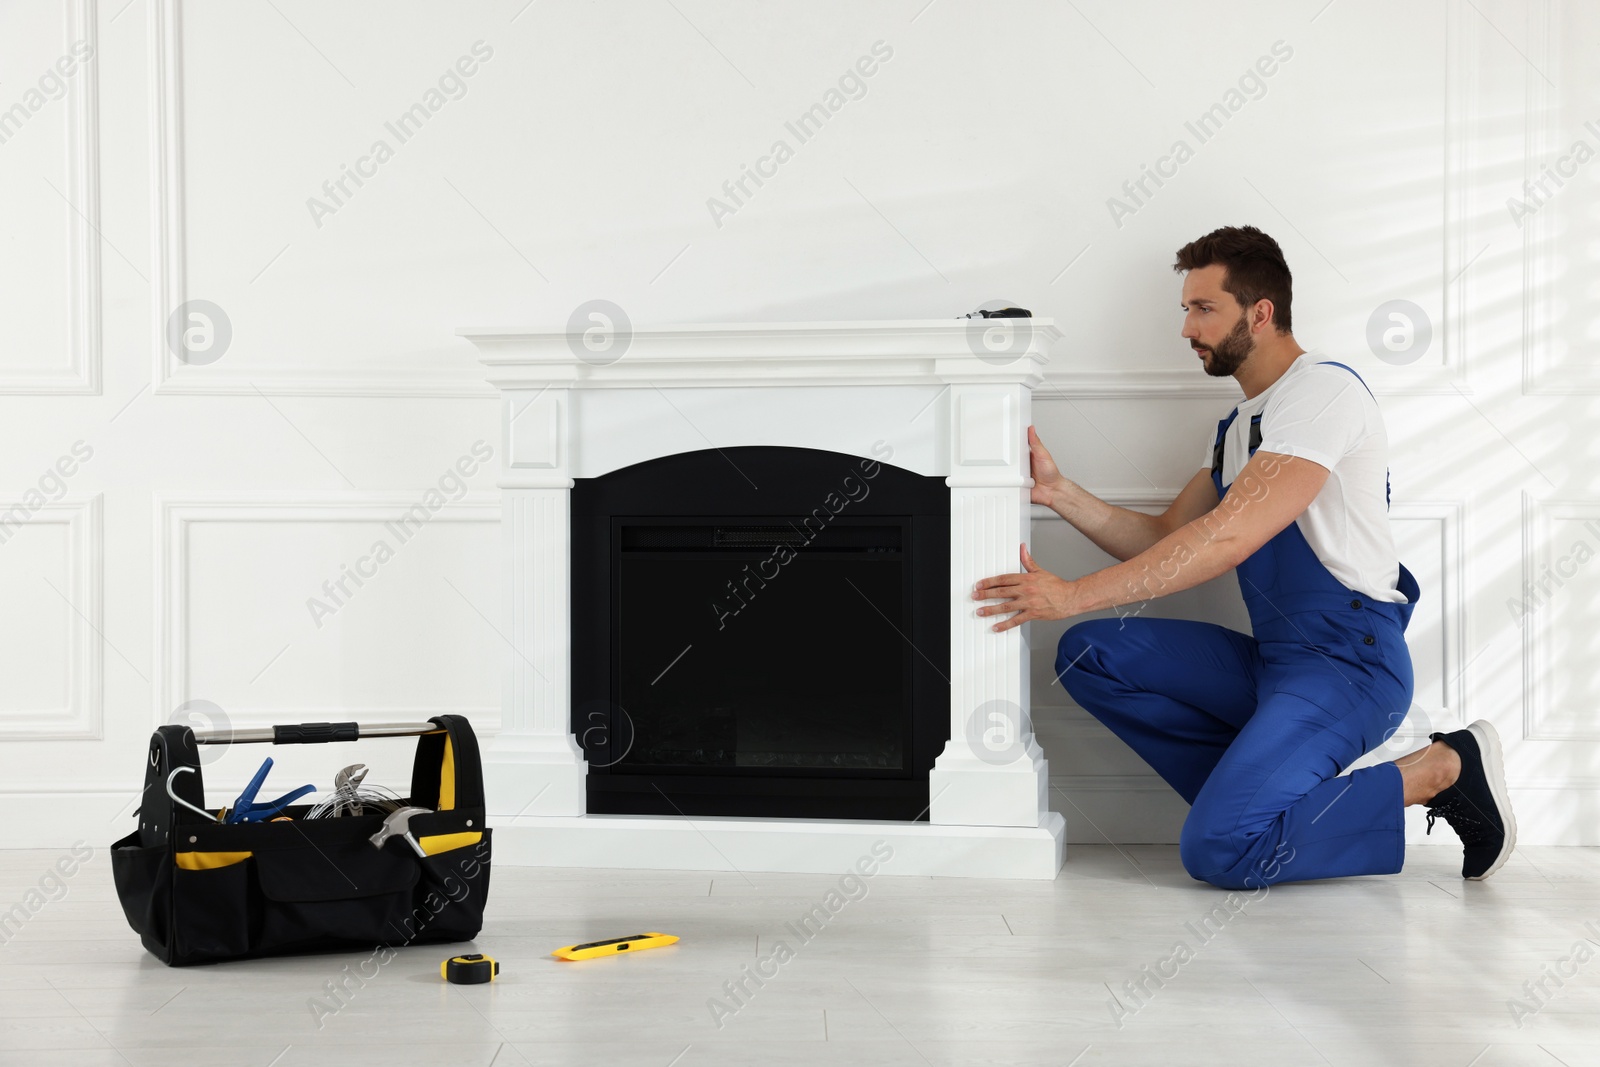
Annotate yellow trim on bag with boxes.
[417,831,481,856]
[439,734,456,811]
[175,851,253,871]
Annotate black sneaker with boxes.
[1424,720,1517,880]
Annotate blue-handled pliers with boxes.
[223,757,317,824]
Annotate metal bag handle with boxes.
[190,721,440,746]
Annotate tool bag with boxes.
[110,715,491,966]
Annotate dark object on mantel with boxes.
[960,306,1031,318]
[571,446,950,821]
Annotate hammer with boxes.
[369,806,430,858]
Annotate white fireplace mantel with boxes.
[459,318,1067,879]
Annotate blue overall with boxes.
[1057,362,1421,890]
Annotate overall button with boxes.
[1350,599,1363,609]
[1362,635,1375,645]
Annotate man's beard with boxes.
[1195,314,1253,377]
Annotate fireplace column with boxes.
[486,383,588,817]
[929,381,1052,828]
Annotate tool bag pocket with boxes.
[111,714,491,966]
[110,833,173,954]
[409,826,495,943]
[253,836,420,955]
[170,857,256,961]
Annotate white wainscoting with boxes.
[147,0,493,397]
[154,493,501,731]
[1,0,1596,849]
[0,494,102,739]
[0,0,100,394]
[1517,494,1600,744]
[1520,0,1600,395]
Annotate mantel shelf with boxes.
[459,319,1063,389]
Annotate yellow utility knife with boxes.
[552,932,679,961]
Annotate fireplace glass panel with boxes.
[572,446,948,819]
[615,525,909,773]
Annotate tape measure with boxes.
[441,953,499,984]
[552,932,679,961]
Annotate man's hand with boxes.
[1028,425,1067,507]
[972,544,1081,633]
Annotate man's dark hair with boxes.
[1173,225,1293,333]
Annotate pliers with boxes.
[222,757,316,824]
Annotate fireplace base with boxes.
[487,811,1067,879]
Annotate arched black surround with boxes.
[570,445,951,819]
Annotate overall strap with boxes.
[1316,360,1390,510]
[1317,359,1375,398]
[1211,409,1263,483]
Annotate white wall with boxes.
[2,0,1595,846]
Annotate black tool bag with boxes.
[111,715,492,966]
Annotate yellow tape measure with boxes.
[441,953,499,984]
[552,932,679,961]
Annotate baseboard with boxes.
[0,791,142,849]
[1048,777,1600,847]
[4,783,1594,851]
[486,811,1067,880]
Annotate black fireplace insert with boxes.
[570,445,950,819]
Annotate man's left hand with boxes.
[973,544,1081,633]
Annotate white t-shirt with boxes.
[1200,351,1406,602]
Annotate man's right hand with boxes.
[1024,423,1220,564]
[1028,425,1067,506]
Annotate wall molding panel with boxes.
[0,494,103,739]
[1518,0,1599,395]
[146,0,492,399]
[154,492,500,731]
[1391,500,1469,731]
[1032,373,1239,400]
[1,0,101,395]
[1518,493,1600,741]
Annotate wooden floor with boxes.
[2,842,1598,1066]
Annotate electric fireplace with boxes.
[460,319,1067,878]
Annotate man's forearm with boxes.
[976,451,1322,634]
[1065,450,1322,617]
[1071,512,1250,614]
[1047,481,1171,562]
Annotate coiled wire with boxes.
[302,763,408,819]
